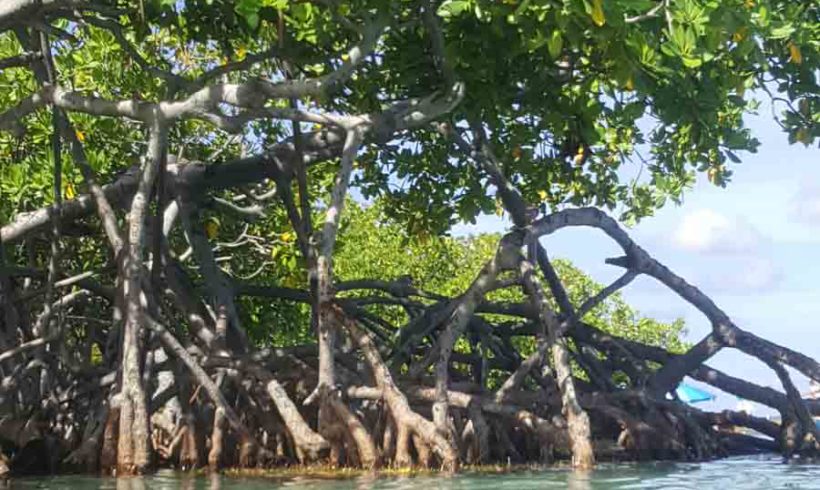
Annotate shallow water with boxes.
[4,456,819,489]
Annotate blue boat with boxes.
[676,383,716,404]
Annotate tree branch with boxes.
[0,50,41,69]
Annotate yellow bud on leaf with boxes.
[796,128,812,145]
[90,343,103,366]
[204,219,219,240]
[495,200,504,217]
[75,130,85,142]
[788,42,802,65]
[732,27,747,43]
[707,167,718,184]
[573,146,585,166]
[64,182,76,199]
[590,0,605,27]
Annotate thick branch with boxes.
[0,0,86,27]
[532,208,820,385]
[427,233,520,434]
[1,81,462,245]
[0,50,41,69]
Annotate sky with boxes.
[451,99,819,416]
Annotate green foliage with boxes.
[1,0,817,234]
[355,0,818,228]
[336,202,687,352]
[192,198,686,353]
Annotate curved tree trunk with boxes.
[263,377,329,462]
[425,233,522,439]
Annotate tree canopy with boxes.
[1,0,817,229]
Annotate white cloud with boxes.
[672,209,765,254]
[790,183,820,226]
[703,257,783,293]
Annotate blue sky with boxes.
[452,99,819,415]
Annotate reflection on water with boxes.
[2,456,818,489]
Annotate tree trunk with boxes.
[100,403,120,472]
[519,243,595,470]
[177,199,247,353]
[264,377,328,462]
[340,305,458,470]
[116,120,167,475]
[208,407,226,470]
[765,360,819,457]
[144,315,259,467]
[429,233,521,438]
[312,128,369,464]
[176,366,200,470]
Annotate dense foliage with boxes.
[1,0,818,229]
[337,203,688,349]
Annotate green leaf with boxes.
[235,0,262,28]
[437,0,471,18]
[769,22,795,39]
[547,30,563,59]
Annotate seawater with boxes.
[3,456,818,489]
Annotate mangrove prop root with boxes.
[2,206,819,472]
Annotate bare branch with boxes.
[190,47,280,90]
[319,127,365,257]
[423,0,455,87]
[625,2,665,24]
[532,207,820,387]
[0,85,461,244]
[573,270,637,322]
[1,1,125,33]
[0,85,153,130]
[144,314,261,452]
[376,82,465,136]
[0,0,83,26]
[0,51,42,70]
[209,196,265,221]
[0,289,89,363]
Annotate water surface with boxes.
[5,456,819,489]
